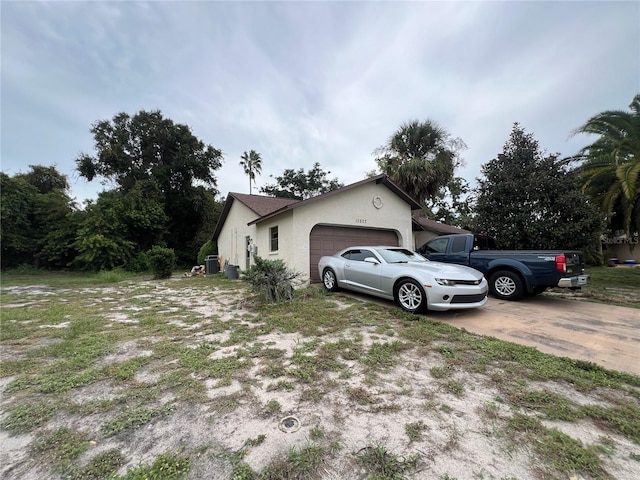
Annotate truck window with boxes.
[474,235,497,250]
[451,236,467,253]
[425,237,449,253]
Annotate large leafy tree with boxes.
[239,150,262,194]
[76,110,224,264]
[572,95,640,236]
[1,166,78,269]
[374,119,466,206]
[428,177,475,229]
[260,162,343,200]
[74,182,168,270]
[474,124,602,250]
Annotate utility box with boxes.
[225,265,239,280]
[205,255,219,275]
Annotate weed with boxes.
[355,443,419,479]
[443,422,462,451]
[347,386,375,405]
[265,399,281,415]
[445,379,465,398]
[1,400,59,434]
[405,420,428,442]
[72,449,125,479]
[430,364,454,379]
[101,403,176,437]
[261,444,325,479]
[31,427,90,474]
[113,451,191,480]
[362,341,407,370]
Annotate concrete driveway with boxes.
[433,296,640,376]
[344,291,640,376]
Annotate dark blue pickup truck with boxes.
[416,233,589,301]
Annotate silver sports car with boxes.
[318,246,488,313]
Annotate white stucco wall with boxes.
[216,200,258,270]
[255,182,414,280]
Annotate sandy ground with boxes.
[1,281,639,480]
[349,293,640,377]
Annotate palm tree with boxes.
[573,95,640,236]
[239,150,263,194]
[373,119,465,205]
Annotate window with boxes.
[341,249,373,262]
[451,236,467,253]
[425,237,449,253]
[270,226,278,252]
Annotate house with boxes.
[212,174,463,282]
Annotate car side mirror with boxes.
[364,257,380,265]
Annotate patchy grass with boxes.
[557,265,640,307]
[1,273,639,480]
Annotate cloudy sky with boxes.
[2,1,638,204]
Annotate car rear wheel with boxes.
[395,279,426,313]
[322,268,339,292]
[489,270,524,301]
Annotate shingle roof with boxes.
[212,193,299,241]
[412,215,471,234]
[230,193,299,217]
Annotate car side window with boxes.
[425,237,449,254]
[451,236,467,253]
[341,249,373,262]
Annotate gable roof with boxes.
[247,174,422,226]
[212,193,299,241]
[412,215,471,235]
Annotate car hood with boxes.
[406,261,483,280]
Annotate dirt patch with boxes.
[1,279,639,480]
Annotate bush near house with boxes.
[244,256,301,303]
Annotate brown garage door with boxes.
[309,225,399,283]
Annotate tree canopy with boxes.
[572,94,640,236]
[1,166,78,269]
[76,110,223,194]
[260,162,343,199]
[374,119,466,206]
[474,124,602,250]
[75,110,225,264]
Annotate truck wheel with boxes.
[489,270,524,301]
[322,268,340,292]
[395,279,427,313]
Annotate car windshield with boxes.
[377,248,427,263]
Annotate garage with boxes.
[309,225,399,282]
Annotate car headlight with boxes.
[435,278,455,286]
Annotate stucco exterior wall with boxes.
[216,200,258,270]
[602,236,640,264]
[255,182,414,280]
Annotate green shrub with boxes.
[125,251,149,272]
[147,246,176,279]
[197,240,217,265]
[244,256,301,303]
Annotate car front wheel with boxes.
[489,270,524,301]
[395,279,426,313]
[322,268,339,292]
